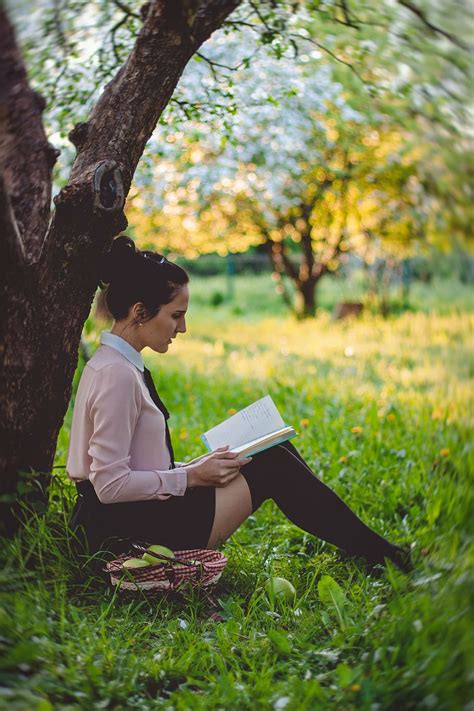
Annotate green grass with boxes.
[1,276,473,710]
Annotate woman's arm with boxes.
[87,365,187,504]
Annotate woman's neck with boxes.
[110,323,143,353]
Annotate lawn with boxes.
[1,276,472,710]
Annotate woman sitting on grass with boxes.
[67,236,411,572]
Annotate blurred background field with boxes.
[173,268,474,318]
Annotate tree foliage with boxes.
[9,0,473,198]
[122,2,472,313]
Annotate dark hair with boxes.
[98,235,189,322]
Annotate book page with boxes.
[202,395,286,451]
[231,427,296,456]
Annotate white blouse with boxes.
[66,332,187,504]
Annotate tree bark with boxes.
[0,8,58,266]
[0,0,240,535]
[294,276,318,318]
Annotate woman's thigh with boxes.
[206,473,252,549]
[72,483,217,552]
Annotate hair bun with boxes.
[99,235,137,285]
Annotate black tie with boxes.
[143,366,175,467]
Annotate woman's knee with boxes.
[240,444,297,512]
[206,474,252,549]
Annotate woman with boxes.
[67,236,411,571]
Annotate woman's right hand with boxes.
[185,446,252,488]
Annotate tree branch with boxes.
[0,8,58,266]
[110,14,130,63]
[271,239,299,283]
[252,206,299,283]
[54,0,240,224]
[0,173,26,265]
[398,0,469,51]
[289,32,367,84]
[263,238,296,312]
[196,49,259,76]
[337,0,360,29]
[315,167,351,275]
[297,203,315,278]
[112,0,141,19]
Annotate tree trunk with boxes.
[263,237,322,318]
[295,277,318,318]
[0,0,240,535]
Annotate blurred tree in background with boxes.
[130,53,431,316]
[125,2,472,315]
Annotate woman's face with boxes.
[141,285,189,353]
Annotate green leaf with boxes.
[335,662,353,687]
[267,629,292,657]
[36,701,54,711]
[318,575,349,630]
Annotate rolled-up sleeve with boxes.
[87,365,187,504]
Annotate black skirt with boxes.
[70,479,216,556]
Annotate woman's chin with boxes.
[151,343,169,354]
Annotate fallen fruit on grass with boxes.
[142,544,175,564]
[265,576,296,600]
[122,558,151,569]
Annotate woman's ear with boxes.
[131,302,146,323]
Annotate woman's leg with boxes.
[239,441,410,569]
[206,473,252,548]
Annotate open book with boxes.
[201,395,296,458]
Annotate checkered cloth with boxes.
[105,548,228,592]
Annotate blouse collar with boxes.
[100,331,144,372]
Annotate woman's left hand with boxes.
[182,446,229,467]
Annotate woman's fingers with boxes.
[192,451,253,488]
[221,456,252,469]
[214,450,239,460]
[216,458,251,486]
[218,470,241,487]
[211,446,231,456]
[237,456,253,467]
[213,449,251,460]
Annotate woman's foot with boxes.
[367,543,413,572]
[387,544,413,573]
[349,542,413,573]
[339,543,413,573]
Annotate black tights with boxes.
[240,441,409,569]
